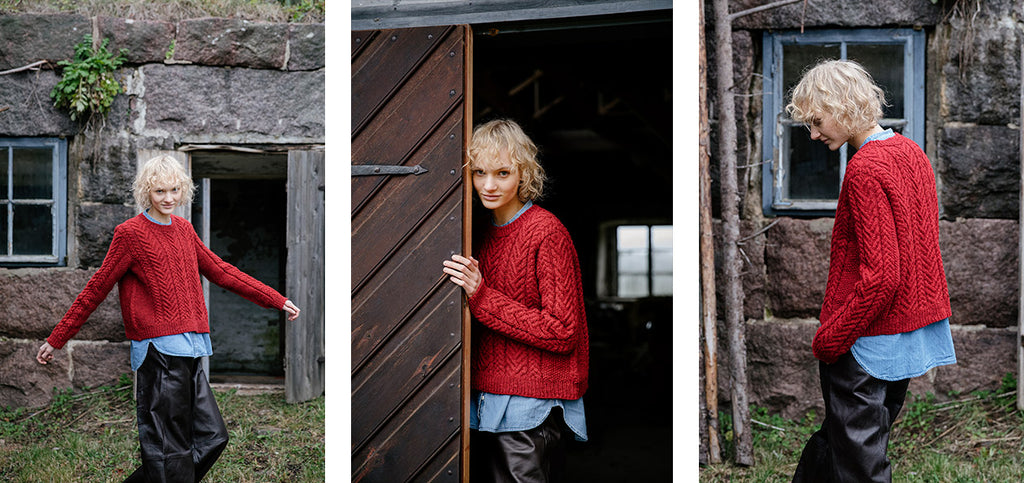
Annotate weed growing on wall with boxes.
[50,34,128,123]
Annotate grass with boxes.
[700,374,1024,482]
[0,374,325,482]
[0,0,325,23]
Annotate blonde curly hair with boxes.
[786,59,888,136]
[132,155,195,210]
[468,119,546,202]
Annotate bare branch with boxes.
[728,0,803,21]
[0,60,49,76]
[738,219,781,244]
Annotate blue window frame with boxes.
[761,29,925,216]
[0,138,67,265]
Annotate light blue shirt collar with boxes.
[494,200,533,227]
[143,209,172,225]
[859,128,895,149]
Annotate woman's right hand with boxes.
[443,254,482,298]
[37,342,56,365]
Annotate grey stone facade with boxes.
[706,0,1023,420]
[0,14,324,408]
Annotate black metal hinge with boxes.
[351,164,428,176]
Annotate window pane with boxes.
[0,147,8,198]
[12,147,53,200]
[0,206,7,255]
[652,249,672,273]
[786,125,841,199]
[618,275,648,298]
[783,44,841,100]
[12,204,52,255]
[848,44,904,119]
[618,251,648,274]
[651,225,672,248]
[652,274,672,296]
[617,225,649,250]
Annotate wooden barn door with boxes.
[351,25,473,482]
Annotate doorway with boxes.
[189,151,289,382]
[472,13,673,481]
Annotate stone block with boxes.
[939,219,1018,328]
[938,124,1019,219]
[728,0,942,30]
[0,268,123,342]
[76,203,137,269]
[0,14,91,70]
[135,64,324,143]
[71,127,139,205]
[0,70,77,136]
[764,217,832,318]
[712,220,766,321]
[68,341,131,390]
[98,16,175,65]
[174,18,288,69]
[713,320,1019,422]
[288,23,325,71]
[936,3,1021,124]
[907,326,1018,399]
[0,339,72,408]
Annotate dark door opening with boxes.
[190,152,289,383]
[473,13,673,481]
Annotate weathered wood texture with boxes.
[285,149,326,403]
[351,25,467,483]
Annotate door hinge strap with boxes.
[351,164,428,176]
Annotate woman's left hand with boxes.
[283,300,301,321]
[443,254,482,298]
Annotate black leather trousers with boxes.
[470,410,567,483]
[793,352,909,483]
[124,344,229,483]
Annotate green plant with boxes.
[50,34,128,122]
[165,38,176,61]
[281,0,323,22]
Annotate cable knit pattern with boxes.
[814,133,951,363]
[47,213,287,349]
[468,205,589,400]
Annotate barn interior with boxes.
[472,10,673,480]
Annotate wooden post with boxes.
[698,0,722,465]
[712,0,753,466]
[1018,40,1023,411]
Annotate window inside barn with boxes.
[761,29,925,215]
[0,138,67,265]
[602,223,672,299]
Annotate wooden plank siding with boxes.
[351,25,470,482]
[285,150,326,403]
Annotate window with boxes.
[761,29,925,215]
[600,223,672,298]
[0,138,67,265]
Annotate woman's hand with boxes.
[37,342,56,365]
[283,300,301,321]
[443,255,482,298]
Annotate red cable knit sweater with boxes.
[468,205,589,400]
[814,133,952,363]
[47,213,287,349]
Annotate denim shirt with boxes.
[848,129,957,381]
[471,200,588,442]
[129,210,213,371]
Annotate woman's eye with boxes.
[498,171,509,177]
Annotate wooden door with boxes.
[351,25,472,482]
[286,149,326,403]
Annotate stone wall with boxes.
[705,0,1023,420]
[0,13,324,408]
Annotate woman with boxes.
[443,119,589,482]
[37,155,300,482]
